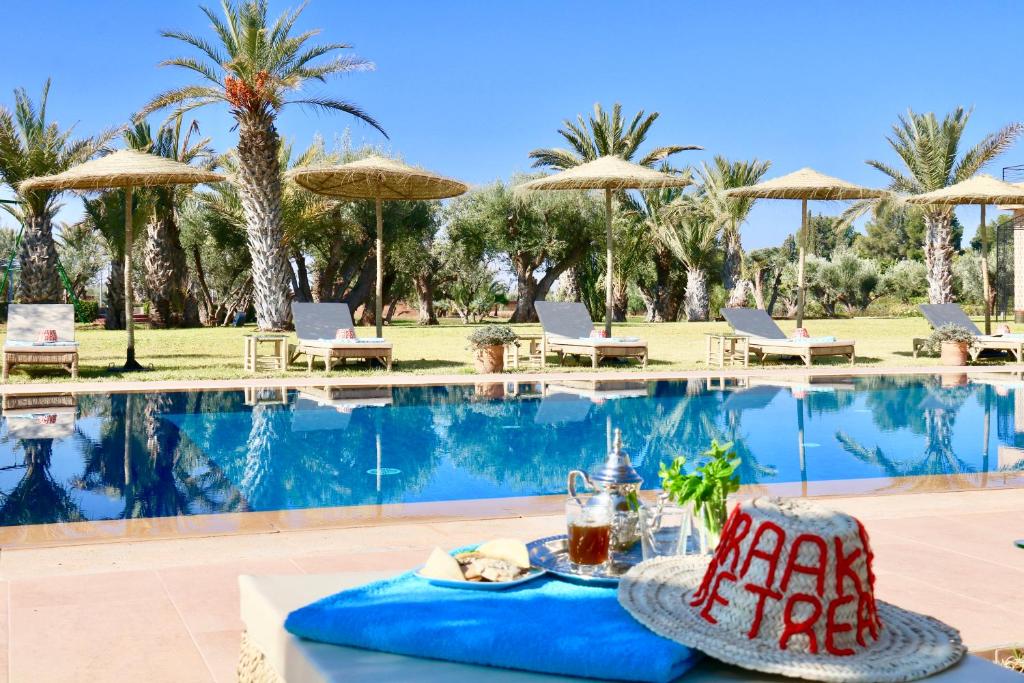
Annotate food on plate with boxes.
[421,539,533,583]
[420,547,466,582]
[475,538,531,569]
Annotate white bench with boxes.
[238,572,1021,682]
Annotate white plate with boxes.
[414,566,545,591]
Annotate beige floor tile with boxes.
[9,569,165,609]
[872,571,1022,650]
[159,558,302,635]
[193,630,242,683]
[10,598,211,683]
[870,538,1024,610]
[290,549,426,574]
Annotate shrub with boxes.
[879,260,928,303]
[75,300,100,323]
[466,325,517,349]
[923,323,976,354]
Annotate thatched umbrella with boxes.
[20,149,225,370]
[288,156,467,337]
[907,174,1024,334]
[519,156,691,335]
[725,168,887,327]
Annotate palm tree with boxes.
[699,156,771,302]
[141,0,386,330]
[123,116,214,328]
[82,190,150,330]
[529,103,699,320]
[656,196,720,321]
[862,108,1021,304]
[0,80,109,303]
[528,102,699,170]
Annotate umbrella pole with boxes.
[123,186,142,371]
[981,204,991,334]
[796,198,808,328]
[375,196,384,339]
[605,188,613,337]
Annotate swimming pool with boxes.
[1,373,1022,527]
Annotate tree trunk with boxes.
[190,245,217,326]
[612,279,629,322]
[236,116,291,330]
[924,212,954,304]
[509,269,540,323]
[414,272,438,325]
[292,250,313,303]
[722,224,742,295]
[727,280,750,307]
[684,267,709,322]
[145,211,195,328]
[105,259,126,330]
[562,266,582,302]
[17,213,62,303]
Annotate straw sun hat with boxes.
[619,498,965,682]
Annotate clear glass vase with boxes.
[640,497,718,560]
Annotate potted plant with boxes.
[467,325,518,373]
[651,440,741,554]
[926,324,976,366]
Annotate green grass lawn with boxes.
[0,314,999,384]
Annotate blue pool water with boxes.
[1,374,1022,526]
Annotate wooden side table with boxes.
[504,334,543,370]
[243,333,290,372]
[705,333,750,368]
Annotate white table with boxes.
[238,572,1022,682]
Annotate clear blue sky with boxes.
[1,0,1023,247]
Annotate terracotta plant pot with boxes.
[473,344,505,373]
[939,341,969,366]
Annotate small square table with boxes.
[705,332,750,368]
[504,334,543,370]
[243,333,290,373]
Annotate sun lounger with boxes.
[291,303,392,371]
[236,572,1020,682]
[915,304,1024,362]
[3,304,79,381]
[534,301,647,369]
[720,307,855,367]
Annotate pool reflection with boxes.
[1,374,1023,526]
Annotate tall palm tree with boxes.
[529,103,699,319]
[699,156,771,301]
[141,0,386,330]
[0,80,109,303]
[862,108,1021,304]
[124,116,214,328]
[82,190,150,330]
[656,196,720,321]
[528,102,699,170]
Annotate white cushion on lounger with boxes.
[238,573,1015,683]
[748,337,853,347]
[4,342,79,353]
[546,335,646,347]
[300,338,392,350]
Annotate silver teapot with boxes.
[568,429,644,550]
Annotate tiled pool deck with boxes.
[1,367,1023,681]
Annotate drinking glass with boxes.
[640,499,713,559]
[565,498,612,574]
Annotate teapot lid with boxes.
[589,429,643,485]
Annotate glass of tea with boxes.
[565,498,612,574]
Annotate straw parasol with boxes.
[20,149,225,370]
[519,156,692,335]
[907,174,1024,334]
[725,168,887,327]
[288,156,468,337]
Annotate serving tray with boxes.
[527,534,643,586]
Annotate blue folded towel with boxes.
[6,340,79,347]
[286,571,699,682]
